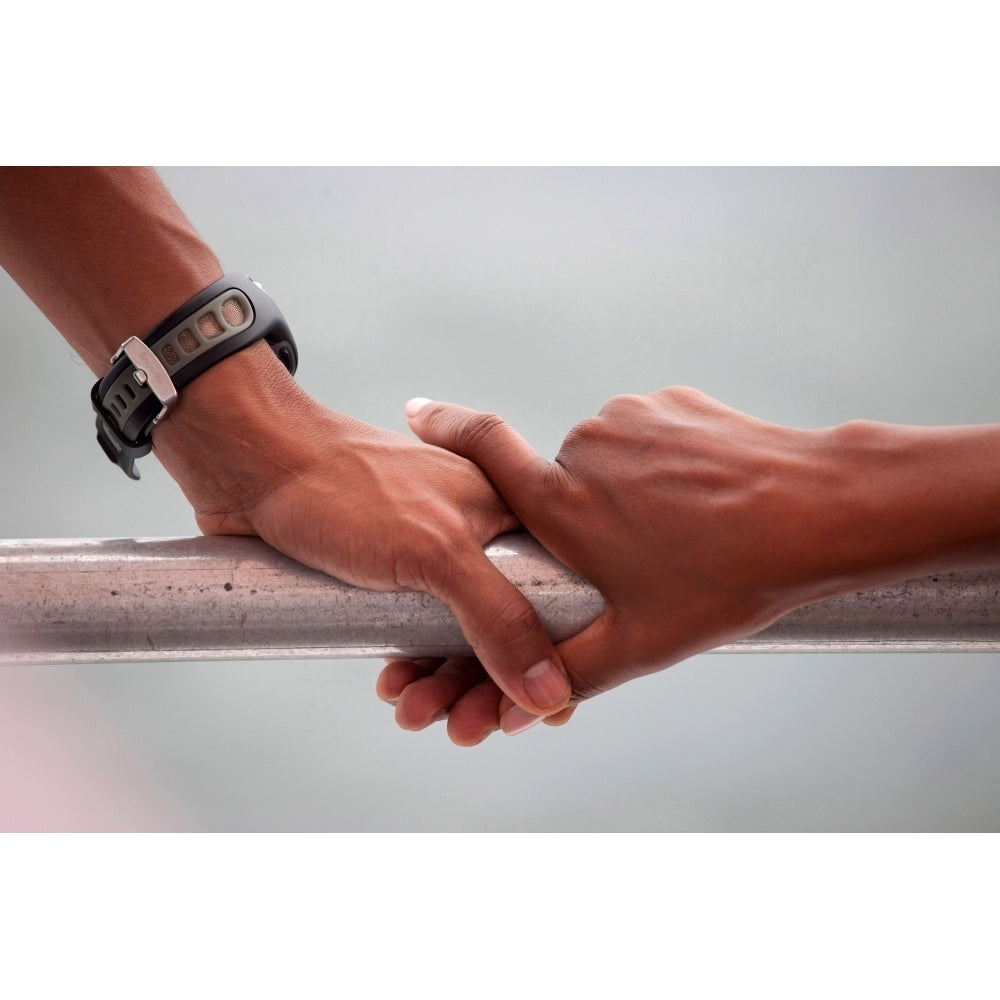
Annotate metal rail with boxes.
[1,535,999,664]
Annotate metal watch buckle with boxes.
[93,337,180,480]
[112,337,179,423]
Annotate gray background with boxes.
[2,166,999,831]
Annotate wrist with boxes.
[820,419,1000,586]
[151,340,315,526]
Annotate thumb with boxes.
[552,612,621,703]
[405,398,550,512]
[426,536,573,718]
[493,613,618,735]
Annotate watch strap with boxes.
[92,273,297,479]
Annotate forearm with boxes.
[0,166,297,503]
[0,166,222,373]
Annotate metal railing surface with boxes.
[1,534,999,664]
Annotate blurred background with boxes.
[2,166,999,831]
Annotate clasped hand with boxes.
[379,386,860,745]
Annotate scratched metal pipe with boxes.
[1,535,999,664]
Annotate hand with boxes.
[381,387,1000,744]
[152,344,575,720]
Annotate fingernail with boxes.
[523,658,571,710]
[405,397,432,419]
[501,706,544,736]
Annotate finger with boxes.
[494,696,579,735]
[376,658,444,704]
[543,705,577,727]
[428,538,573,718]
[393,657,488,731]
[405,398,551,515]
[446,681,505,746]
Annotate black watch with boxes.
[91,273,298,479]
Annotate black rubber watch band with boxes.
[92,273,298,479]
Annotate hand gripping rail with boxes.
[1,535,999,664]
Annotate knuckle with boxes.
[596,392,647,420]
[478,596,542,653]
[453,411,508,458]
[656,385,708,409]
[558,416,604,456]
